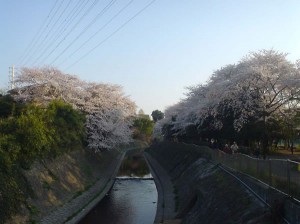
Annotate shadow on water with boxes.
[79,150,157,224]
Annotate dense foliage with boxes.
[151,110,164,122]
[132,114,154,142]
[0,97,85,222]
[155,50,300,154]
[0,67,136,222]
[11,67,136,151]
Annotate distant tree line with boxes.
[131,109,164,142]
[154,50,300,157]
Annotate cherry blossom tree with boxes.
[86,109,133,151]
[12,67,136,152]
[155,50,300,153]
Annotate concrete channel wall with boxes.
[144,153,178,223]
[41,151,126,224]
[145,141,300,224]
[66,152,126,224]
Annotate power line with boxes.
[56,0,135,67]
[36,0,102,66]
[28,0,71,66]
[18,0,157,72]
[65,0,157,70]
[32,0,94,66]
[47,0,117,65]
[18,0,59,65]
[30,0,75,66]
[41,0,91,55]
[22,0,66,66]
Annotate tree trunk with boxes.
[290,141,294,155]
[262,113,267,159]
[262,137,268,159]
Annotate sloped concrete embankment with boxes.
[7,147,126,224]
[145,142,274,224]
[42,150,126,224]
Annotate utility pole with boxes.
[9,64,15,90]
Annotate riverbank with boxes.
[144,153,178,223]
[145,141,274,224]
[42,150,126,224]
[6,142,147,224]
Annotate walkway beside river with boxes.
[144,152,181,224]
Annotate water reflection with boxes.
[118,152,150,178]
[79,152,157,224]
[79,180,157,224]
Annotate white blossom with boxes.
[155,50,300,136]
[12,67,136,152]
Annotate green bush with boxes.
[0,135,20,171]
[46,100,86,155]
[132,116,154,141]
[5,100,86,166]
[0,143,29,223]
[0,97,86,222]
[0,172,25,223]
[0,95,24,118]
[15,105,55,168]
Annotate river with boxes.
[79,151,157,224]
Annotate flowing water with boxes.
[79,151,157,224]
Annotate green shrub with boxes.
[0,175,21,223]
[15,105,55,168]
[0,167,34,223]
[132,116,154,141]
[0,134,20,169]
[0,98,86,222]
[46,100,86,155]
[0,95,25,118]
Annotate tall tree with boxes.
[12,67,136,152]
[132,115,154,141]
[155,50,300,154]
[151,110,164,122]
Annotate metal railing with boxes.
[208,149,300,201]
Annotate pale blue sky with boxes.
[1,0,300,114]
